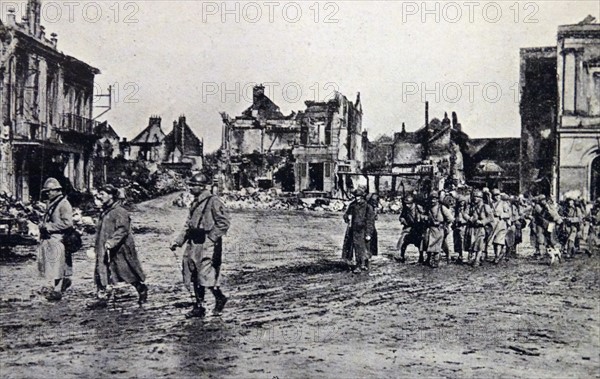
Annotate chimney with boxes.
[7,7,16,26]
[425,101,429,129]
[253,84,265,104]
[50,33,58,47]
[451,112,458,128]
[26,0,42,37]
[401,122,406,134]
[39,25,45,40]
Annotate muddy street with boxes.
[1,192,599,378]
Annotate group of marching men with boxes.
[35,174,231,319]
[342,185,600,272]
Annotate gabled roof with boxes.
[130,119,165,145]
[164,118,203,157]
[94,121,119,139]
[242,91,284,119]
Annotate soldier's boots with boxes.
[134,282,148,305]
[45,291,62,302]
[61,278,72,292]
[470,252,482,267]
[430,253,439,268]
[211,287,228,316]
[418,252,425,264]
[213,295,228,316]
[186,304,206,319]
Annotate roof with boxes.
[130,119,165,145]
[94,121,119,139]
[242,91,284,119]
[466,138,521,161]
[164,118,203,157]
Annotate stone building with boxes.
[126,115,203,170]
[219,85,365,195]
[128,116,167,162]
[520,17,600,201]
[162,115,204,170]
[293,92,365,195]
[0,0,100,202]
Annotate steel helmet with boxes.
[187,173,210,186]
[42,177,62,192]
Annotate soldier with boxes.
[421,191,454,268]
[441,192,457,264]
[466,190,493,267]
[532,195,563,264]
[171,173,231,318]
[343,185,376,273]
[509,195,528,258]
[37,178,73,301]
[528,195,540,257]
[365,193,380,258]
[489,189,511,264]
[453,199,470,263]
[560,197,582,258]
[395,195,425,264]
[92,185,147,307]
[587,199,600,254]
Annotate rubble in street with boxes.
[173,189,406,213]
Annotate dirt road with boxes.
[1,193,598,378]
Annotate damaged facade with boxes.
[219,85,365,195]
[125,115,204,170]
[0,0,100,202]
[520,18,600,201]
[365,107,521,195]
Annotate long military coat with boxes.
[94,201,146,288]
[37,196,73,281]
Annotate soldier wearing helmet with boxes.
[466,189,493,266]
[489,189,512,264]
[171,173,231,318]
[420,191,454,268]
[342,184,376,273]
[395,194,425,264]
[37,177,73,301]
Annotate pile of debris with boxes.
[110,167,187,204]
[0,192,96,244]
[172,188,406,214]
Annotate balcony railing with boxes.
[62,113,97,135]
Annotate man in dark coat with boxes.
[395,195,425,263]
[532,195,563,264]
[92,185,147,307]
[171,173,231,318]
[342,185,376,273]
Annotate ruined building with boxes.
[366,106,521,195]
[220,85,365,195]
[520,17,600,201]
[126,115,203,170]
[0,0,100,202]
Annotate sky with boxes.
[3,0,599,152]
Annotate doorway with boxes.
[308,163,324,191]
[591,156,600,201]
